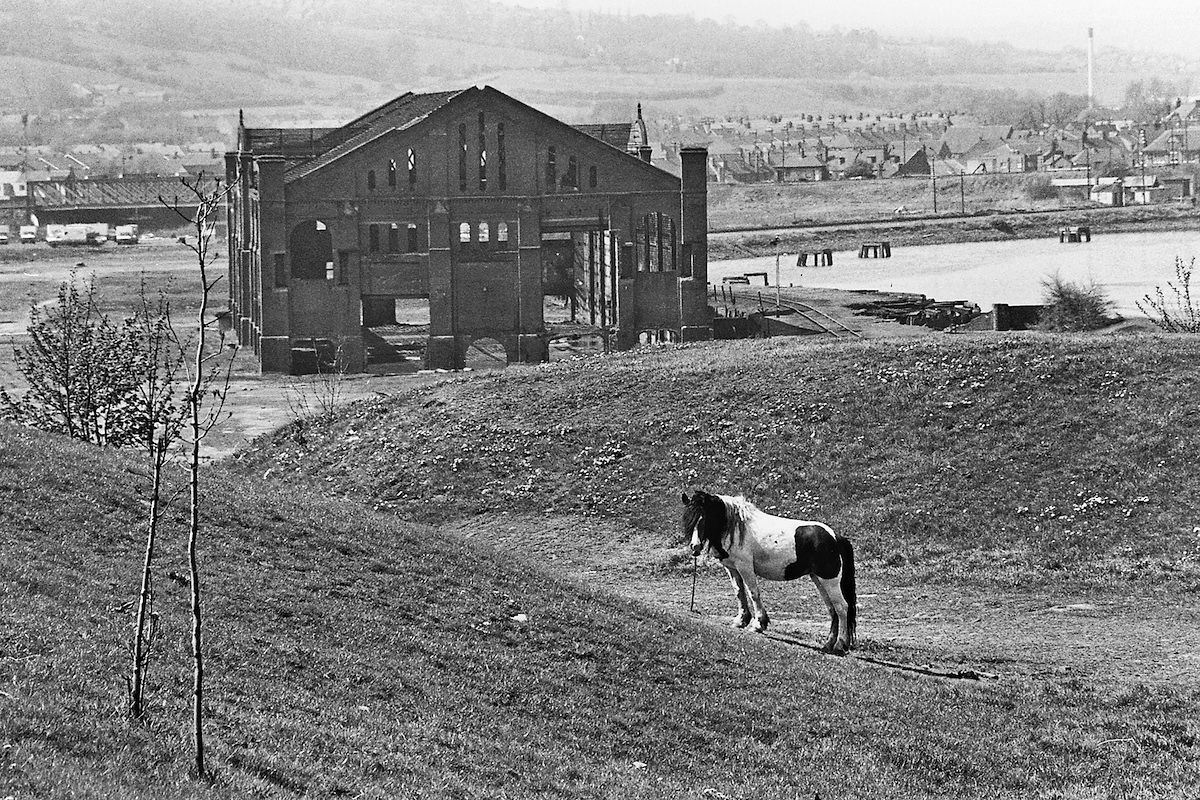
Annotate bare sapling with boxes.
[284,336,354,423]
[1138,256,1199,333]
[160,173,239,778]
[128,282,188,722]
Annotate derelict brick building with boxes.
[225,86,711,373]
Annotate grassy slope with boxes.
[708,173,1068,231]
[238,335,1200,590]
[5,335,1200,798]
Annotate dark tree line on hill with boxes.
[4,0,1185,96]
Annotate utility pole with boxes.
[959,170,965,214]
[931,151,938,213]
[771,236,781,310]
[1139,128,1148,205]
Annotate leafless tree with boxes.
[160,173,239,779]
[1138,257,1200,333]
[127,283,187,722]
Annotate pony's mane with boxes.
[717,494,758,536]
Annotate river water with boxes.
[711,229,1200,315]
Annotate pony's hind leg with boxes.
[815,576,851,655]
[723,565,752,628]
[811,576,839,652]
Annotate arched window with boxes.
[367,170,376,191]
[665,216,677,270]
[588,165,597,189]
[478,221,489,243]
[407,148,417,187]
[546,146,556,187]
[406,223,419,252]
[388,159,397,187]
[458,123,468,192]
[497,123,507,190]
[459,222,472,243]
[565,155,578,188]
[478,111,487,191]
[387,223,400,253]
[368,224,380,253]
[496,222,509,243]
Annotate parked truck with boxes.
[115,224,140,244]
[19,225,37,244]
[46,223,106,247]
[0,225,9,244]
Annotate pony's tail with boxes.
[840,537,857,647]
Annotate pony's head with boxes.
[681,490,729,559]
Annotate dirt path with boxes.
[446,513,1200,689]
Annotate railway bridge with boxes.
[1,174,222,227]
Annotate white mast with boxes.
[1087,27,1095,108]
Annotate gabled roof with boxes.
[1144,126,1200,154]
[939,125,1013,157]
[573,122,634,151]
[284,90,468,183]
[894,148,931,177]
[962,138,1020,161]
[703,137,741,156]
[1165,100,1199,122]
[772,152,824,169]
[272,86,678,188]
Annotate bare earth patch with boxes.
[445,512,1200,690]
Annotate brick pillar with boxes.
[678,146,712,343]
[256,155,291,373]
[224,152,240,338]
[515,200,548,363]
[425,199,460,369]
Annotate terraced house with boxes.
[225,86,711,373]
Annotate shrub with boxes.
[0,274,149,446]
[1024,175,1057,201]
[1036,273,1114,332]
[1137,256,1199,333]
[843,160,876,179]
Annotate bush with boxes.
[1037,273,1115,332]
[1024,175,1057,201]
[843,160,876,179]
[1138,256,1199,333]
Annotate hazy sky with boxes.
[493,0,1200,57]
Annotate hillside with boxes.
[2,0,1196,131]
[4,334,1200,797]
[236,335,1200,588]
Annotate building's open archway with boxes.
[289,220,333,280]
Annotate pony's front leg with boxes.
[738,568,770,632]
[722,564,752,628]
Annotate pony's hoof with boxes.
[753,619,769,633]
[734,616,752,629]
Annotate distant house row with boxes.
[0,142,224,200]
[646,103,1200,186]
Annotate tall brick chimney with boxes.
[678,145,710,342]
[679,146,707,282]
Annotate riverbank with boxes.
[709,202,1200,260]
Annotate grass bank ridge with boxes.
[3,334,1200,797]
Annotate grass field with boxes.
[4,333,1200,798]
[709,172,1069,232]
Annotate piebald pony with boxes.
[682,490,857,654]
